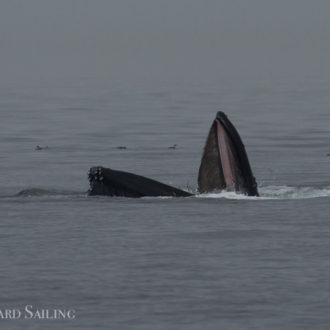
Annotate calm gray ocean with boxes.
[1,80,330,330]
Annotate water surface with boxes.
[1,80,330,329]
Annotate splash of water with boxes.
[197,185,330,200]
[2,185,330,201]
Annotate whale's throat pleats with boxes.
[198,121,225,193]
[216,119,235,190]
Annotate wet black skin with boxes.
[88,111,258,197]
[88,167,193,197]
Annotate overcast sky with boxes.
[1,0,330,86]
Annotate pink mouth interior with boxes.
[216,119,235,190]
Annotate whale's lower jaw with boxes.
[198,112,259,197]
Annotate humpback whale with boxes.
[88,112,258,197]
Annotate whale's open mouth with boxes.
[198,111,258,196]
[87,111,258,198]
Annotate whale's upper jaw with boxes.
[198,113,258,197]
[88,166,193,198]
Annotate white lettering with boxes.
[24,305,33,319]
[0,306,76,320]
[12,309,21,319]
[0,309,21,319]
[67,310,76,319]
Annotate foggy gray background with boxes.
[1,0,330,88]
